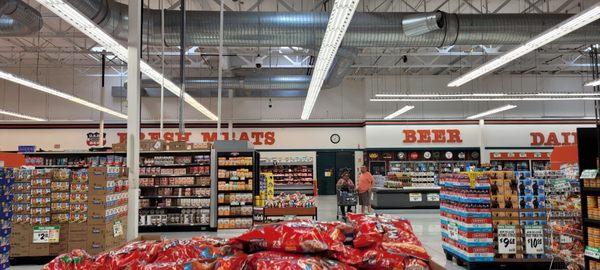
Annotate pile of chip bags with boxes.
[43,213,431,270]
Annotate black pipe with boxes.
[178,0,186,132]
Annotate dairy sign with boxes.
[115,131,276,145]
[530,131,577,146]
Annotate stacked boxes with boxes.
[489,171,523,259]
[0,168,14,269]
[440,173,494,262]
[10,166,128,258]
[87,167,128,255]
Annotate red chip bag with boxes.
[353,220,384,249]
[381,242,430,261]
[214,251,248,270]
[191,235,228,247]
[246,251,356,270]
[404,257,430,270]
[153,240,221,264]
[43,249,98,270]
[360,245,406,270]
[143,259,215,270]
[315,221,354,244]
[327,243,363,266]
[94,240,165,270]
[229,221,330,253]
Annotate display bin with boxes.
[263,207,317,221]
[371,187,440,209]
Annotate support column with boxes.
[126,0,141,241]
[479,119,489,164]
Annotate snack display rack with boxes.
[259,157,315,195]
[537,168,583,269]
[0,167,13,269]
[216,151,256,230]
[138,150,213,232]
[371,171,440,209]
[441,171,553,269]
[581,168,600,270]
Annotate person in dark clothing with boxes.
[336,172,355,220]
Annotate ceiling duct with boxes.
[67,0,600,47]
[402,11,445,37]
[0,0,42,36]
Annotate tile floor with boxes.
[12,195,464,270]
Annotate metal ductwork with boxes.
[0,0,43,36]
[402,11,445,37]
[68,0,600,47]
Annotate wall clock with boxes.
[330,134,341,144]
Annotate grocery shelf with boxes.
[140,185,211,188]
[583,187,600,195]
[139,223,214,232]
[218,202,253,206]
[217,164,253,168]
[30,165,90,168]
[140,162,210,167]
[139,195,210,199]
[139,173,210,177]
[140,206,210,210]
[217,190,253,193]
[217,215,253,218]
[584,218,600,227]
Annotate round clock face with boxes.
[458,152,466,159]
[409,152,419,160]
[330,134,341,144]
[445,151,453,159]
[471,152,480,159]
[397,152,405,159]
[423,151,432,159]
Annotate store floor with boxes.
[12,195,463,270]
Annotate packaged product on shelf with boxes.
[264,193,316,208]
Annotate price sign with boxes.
[560,235,573,244]
[497,225,516,254]
[524,226,544,254]
[427,193,440,202]
[581,169,598,179]
[409,193,422,202]
[552,179,571,191]
[448,222,459,241]
[586,246,600,259]
[33,226,60,243]
[113,221,124,237]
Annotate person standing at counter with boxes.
[357,166,374,214]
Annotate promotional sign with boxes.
[113,221,124,237]
[497,225,517,254]
[524,225,544,254]
[409,193,422,202]
[33,225,60,243]
[427,193,440,202]
[447,222,459,241]
[365,125,481,148]
[581,169,598,179]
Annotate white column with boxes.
[479,119,489,164]
[126,0,141,241]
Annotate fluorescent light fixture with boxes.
[36,0,218,121]
[376,92,600,98]
[371,97,600,102]
[586,79,600,87]
[0,70,127,119]
[0,109,46,121]
[447,2,600,87]
[301,0,359,120]
[384,105,415,119]
[467,105,517,119]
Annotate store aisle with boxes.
[11,195,464,270]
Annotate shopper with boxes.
[336,172,355,220]
[357,166,374,214]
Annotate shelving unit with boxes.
[260,159,315,195]
[137,150,212,232]
[216,151,256,230]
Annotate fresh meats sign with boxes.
[115,131,276,145]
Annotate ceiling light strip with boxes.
[447,2,600,87]
[300,0,359,120]
[384,105,415,119]
[586,79,600,87]
[375,92,600,98]
[467,105,517,119]
[371,97,600,102]
[0,108,46,121]
[0,70,127,119]
[36,0,218,121]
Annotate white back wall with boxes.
[0,66,595,122]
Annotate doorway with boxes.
[316,151,355,195]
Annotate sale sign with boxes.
[524,225,544,254]
[497,225,517,254]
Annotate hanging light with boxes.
[0,108,46,121]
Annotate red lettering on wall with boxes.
[239,132,249,141]
[403,130,417,143]
[417,130,431,143]
[251,132,264,145]
[447,129,463,143]
[117,133,127,143]
[530,131,577,146]
[163,132,174,141]
[431,130,446,143]
[176,132,192,141]
[530,132,544,146]
[201,132,217,142]
[148,132,160,140]
[264,132,276,145]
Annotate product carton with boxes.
[112,142,126,152]
[167,141,189,151]
[141,139,167,151]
